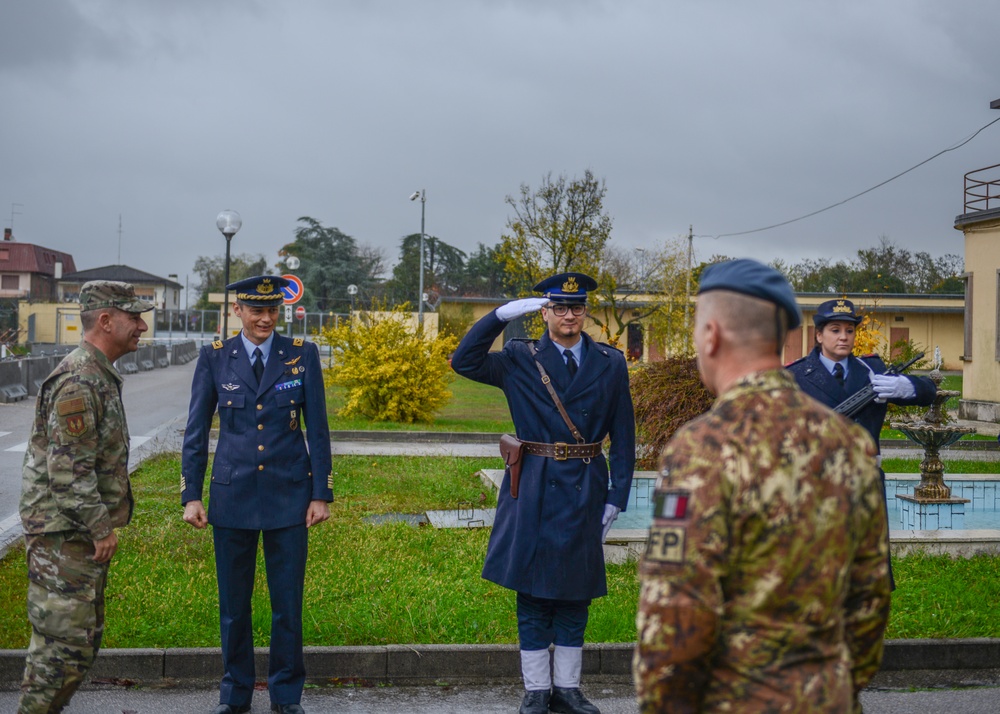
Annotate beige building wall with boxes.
[956,209,1000,420]
[18,301,159,345]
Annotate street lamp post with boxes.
[409,189,426,327]
[216,210,242,339]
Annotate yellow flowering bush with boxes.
[318,305,458,423]
[853,311,884,356]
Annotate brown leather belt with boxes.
[521,441,603,461]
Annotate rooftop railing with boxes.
[964,163,1000,213]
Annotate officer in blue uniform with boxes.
[787,298,935,587]
[181,275,333,714]
[787,298,936,449]
[451,273,635,714]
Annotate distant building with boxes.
[17,264,180,345]
[0,227,76,301]
[954,154,1000,422]
[59,265,183,312]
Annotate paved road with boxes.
[0,681,998,713]
[0,359,197,551]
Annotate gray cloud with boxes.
[1,0,997,289]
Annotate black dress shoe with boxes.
[271,704,305,714]
[212,705,251,714]
[550,686,600,714]
[519,689,550,714]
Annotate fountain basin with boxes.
[478,470,1000,562]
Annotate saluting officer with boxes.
[451,272,635,714]
[181,275,333,714]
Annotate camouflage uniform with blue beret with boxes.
[19,281,152,714]
[633,260,892,713]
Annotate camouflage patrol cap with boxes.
[79,281,155,313]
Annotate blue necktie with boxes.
[564,349,578,378]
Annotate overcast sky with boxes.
[1,0,997,293]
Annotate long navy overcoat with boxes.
[451,312,635,600]
[787,346,936,451]
[181,333,333,529]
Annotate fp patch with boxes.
[646,526,686,564]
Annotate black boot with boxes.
[550,686,600,714]
[519,689,551,714]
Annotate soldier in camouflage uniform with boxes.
[633,260,892,714]
[18,281,152,714]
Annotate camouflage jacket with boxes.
[634,369,891,714]
[20,340,134,540]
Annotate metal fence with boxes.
[154,309,349,341]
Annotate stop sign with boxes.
[295,306,306,320]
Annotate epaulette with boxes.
[293,337,304,346]
[785,355,808,368]
[213,340,224,350]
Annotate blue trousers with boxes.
[213,524,307,707]
[516,592,591,650]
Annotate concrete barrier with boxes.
[116,352,139,374]
[170,340,199,365]
[154,344,169,368]
[25,356,56,396]
[0,361,26,403]
[137,346,155,372]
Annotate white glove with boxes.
[495,297,548,322]
[871,373,916,402]
[601,504,621,542]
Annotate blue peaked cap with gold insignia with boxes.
[698,259,802,330]
[813,298,862,327]
[532,272,597,304]
[226,275,290,307]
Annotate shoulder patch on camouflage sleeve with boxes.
[293,338,304,346]
[646,526,686,564]
[56,396,86,416]
[213,340,224,349]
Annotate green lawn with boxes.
[2,453,999,649]
[327,374,514,432]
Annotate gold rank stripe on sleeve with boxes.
[180,475,186,491]
[56,396,86,416]
[327,473,333,490]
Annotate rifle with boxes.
[833,352,924,419]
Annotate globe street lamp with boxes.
[409,189,426,327]
[216,209,242,338]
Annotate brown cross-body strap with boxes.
[532,353,585,444]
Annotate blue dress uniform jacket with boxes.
[181,333,333,528]
[787,346,936,450]
[451,312,635,600]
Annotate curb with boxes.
[2,640,1000,691]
